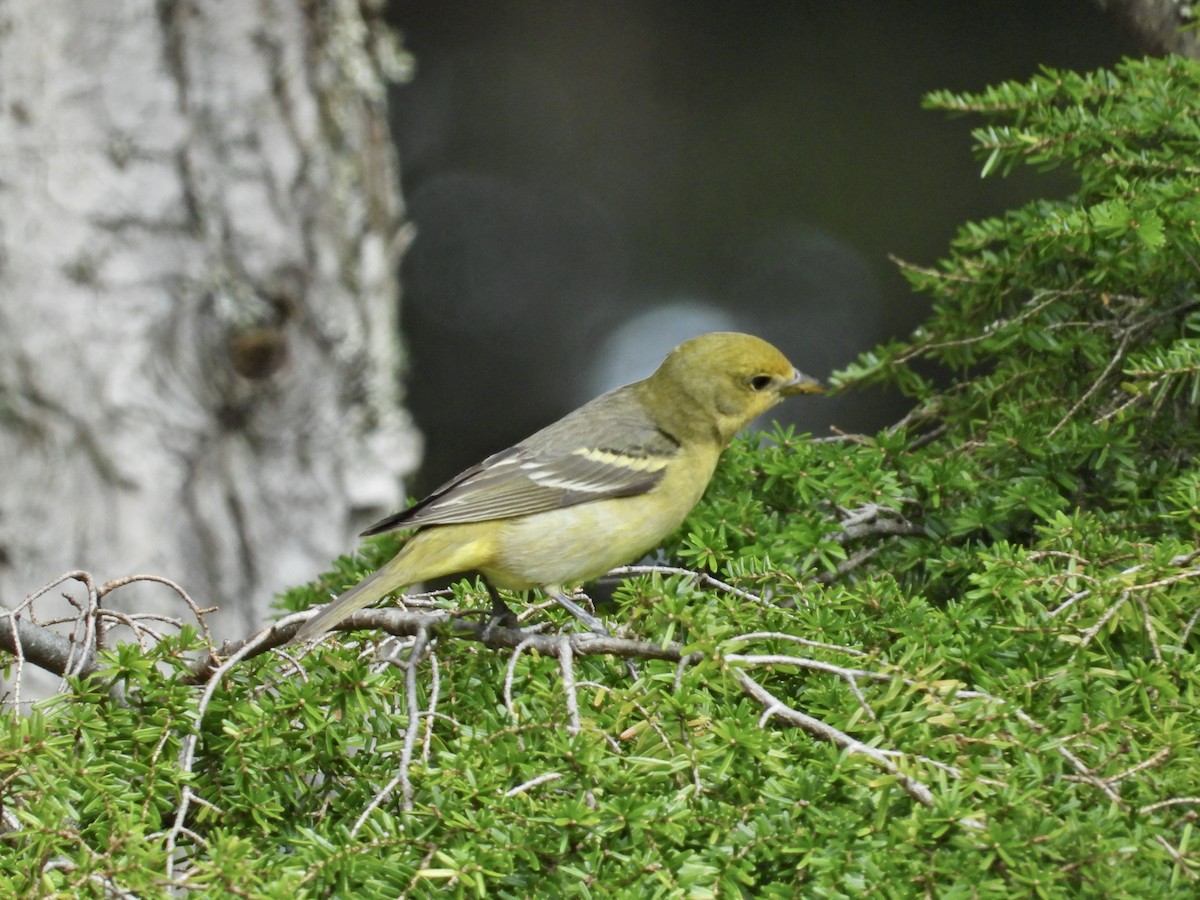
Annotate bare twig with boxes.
[1134,594,1163,663]
[729,631,868,657]
[1,571,221,707]
[723,653,894,685]
[505,772,564,798]
[1073,591,1131,657]
[1048,328,1132,438]
[1181,605,1200,647]
[1141,797,1200,814]
[352,770,405,838]
[814,546,880,583]
[0,572,105,705]
[422,653,441,767]
[1101,746,1171,786]
[886,288,1065,365]
[830,504,923,544]
[350,626,433,832]
[399,627,431,812]
[197,609,693,683]
[557,636,581,735]
[97,574,216,646]
[732,669,942,812]
[1048,588,1092,619]
[504,636,542,724]
[608,565,768,605]
[165,622,281,879]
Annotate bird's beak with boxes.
[782,368,826,396]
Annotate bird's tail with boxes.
[293,522,499,643]
[293,563,408,643]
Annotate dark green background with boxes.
[387,1,1134,492]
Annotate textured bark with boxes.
[1096,0,1200,57]
[0,0,417,639]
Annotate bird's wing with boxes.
[361,388,680,535]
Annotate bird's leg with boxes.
[485,583,520,629]
[546,587,609,635]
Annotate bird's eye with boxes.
[749,374,773,391]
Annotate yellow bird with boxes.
[296,332,823,641]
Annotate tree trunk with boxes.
[1096,0,1200,56]
[0,0,416,643]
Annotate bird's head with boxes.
[644,332,824,445]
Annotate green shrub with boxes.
[3,56,1199,898]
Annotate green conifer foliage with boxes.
[3,56,1199,897]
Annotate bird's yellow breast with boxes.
[480,442,721,590]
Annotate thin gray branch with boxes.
[0,613,100,682]
[1095,0,1200,57]
[732,668,942,811]
[193,608,696,682]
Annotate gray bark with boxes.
[0,0,417,647]
[1096,0,1200,56]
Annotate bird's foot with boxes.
[481,584,522,634]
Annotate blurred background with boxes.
[385,0,1134,493]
